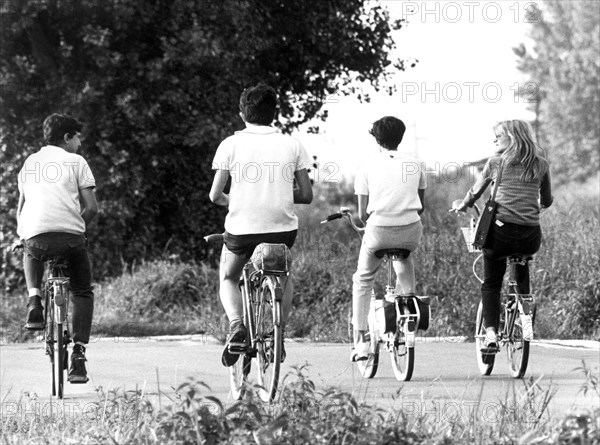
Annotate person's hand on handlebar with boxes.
[449,199,468,213]
[11,239,24,252]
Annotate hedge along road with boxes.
[0,336,598,420]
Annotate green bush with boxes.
[1,366,598,444]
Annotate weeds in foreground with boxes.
[1,365,598,444]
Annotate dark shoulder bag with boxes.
[472,160,504,249]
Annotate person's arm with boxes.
[209,169,230,206]
[540,170,553,209]
[357,194,369,225]
[16,191,25,224]
[293,169,313,204]
[80,187,98,225]
[417,188,425,215]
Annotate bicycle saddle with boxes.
[374,248,411,259]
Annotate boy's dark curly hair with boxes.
[239,83,277,126]
[369,116,406,150]
[43,113,83,145]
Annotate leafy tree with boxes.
[1,0,403,279]
[514,0,600,184]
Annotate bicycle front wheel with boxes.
[507,305,530,378]
[357,299,379,379]
[390,304,415,381]
[254,277,282,402]
[475,300,495,376]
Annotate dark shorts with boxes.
[224,230,297,259]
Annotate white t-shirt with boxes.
[17,145,96,239]
[212,125,312,235]
[354,151,427,226]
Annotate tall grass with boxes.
[1,366,598,444]
[1,171,598,342]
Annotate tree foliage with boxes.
[1,0,401,278]
[514,0,600,184]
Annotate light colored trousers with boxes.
[352,220,423,331]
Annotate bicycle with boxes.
[204,234,288,402]
[456,204,536,378]
[14,243,72,399]
[321,208,431,382]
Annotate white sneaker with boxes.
[351,340,370,361]
[521,315,533,341]
[481,329,498,353]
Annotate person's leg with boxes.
[514,225,541,294]
[22,244,46,329]
[352,227,383,357]
[66,245,94,346]
[481,252,506,331]
[219,245,247,325]
[280,275,293,329]
[391,221,423,295]
[392,257,415,295]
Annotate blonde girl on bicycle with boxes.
[451,119,553,352]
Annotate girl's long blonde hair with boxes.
[495,120,546,182]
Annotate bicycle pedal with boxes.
[228,343,248,354]
[480,346,499,355]
[24,322,45,331]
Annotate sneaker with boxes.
[221,322,248,367]
[68,345,89,383]
[521,315,533,341]
[25,297,44,331]
[351,340,370,362]
[481,329,498,354]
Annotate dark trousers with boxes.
[24,233,94,344]
[481,221,541,330]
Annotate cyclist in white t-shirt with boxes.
[17,113,98,383]
[209,83,313,367]
[351,116,426,361]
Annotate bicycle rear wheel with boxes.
[57,323,67,398]
[475,301,495,376]
[390,304,415,381]
[356,299,379,379]
[229,354,251,400]
[254,278,282,402]
[44,291,56,397]
[507,304,530,378]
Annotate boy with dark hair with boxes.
[17,113,98,383]
[210,83,313,367]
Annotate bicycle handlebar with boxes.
[449,201,480,218]
[203,233,224,246]
[321,213,343,223]
[321,207,364,235]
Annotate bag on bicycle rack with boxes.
[252,243,291,274]
[374,298,396,335]
[407,296,431,331]
[472,160,504,250]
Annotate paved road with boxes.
[1,337,598,421]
